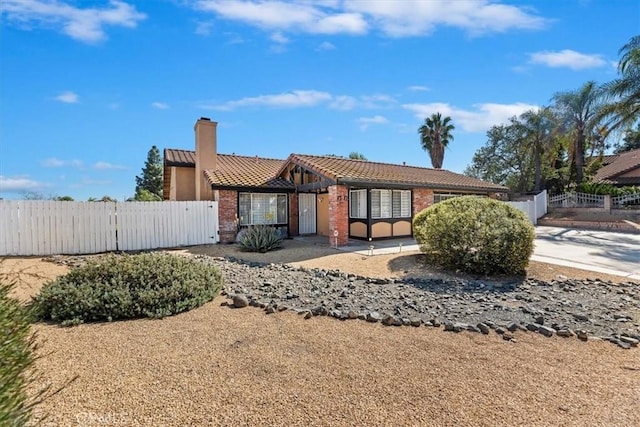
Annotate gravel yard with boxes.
[2,241,639,426]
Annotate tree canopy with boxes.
[418,112,455,169]
[134,146,163,201]
[465,35,640,194]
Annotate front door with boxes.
[299,193,317,234]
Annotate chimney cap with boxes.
[199,117,211,121]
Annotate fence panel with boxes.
[0,201,117,256]
[115,201,218,251]
[0,201,218,256]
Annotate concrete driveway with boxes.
[532,226,640,280]
[331,226,640,280]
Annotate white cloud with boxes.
[195,20,214,35]
[361,94,396,109]
[81,177,112,185]
[357,115,388,130]
[403,101,538,133]
[529,49,607,70]
[1,0,146,43]
[195,0,367,35]
[270,31,289,44]
[0,175,49,193]
[408,85,430,92]
[316,41,336,51]
[151,102,170,109]
[200,90,333,110]
[93,161,125,170]
[329,95,357,110]
[199,90,399,111]
[193,0,546,38]
[55,91,79,103]
[41,157,84,168]
[41,157,65,167]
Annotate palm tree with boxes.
[551,81,606,185]
[599,35,640,132]
[518,107,558,192]
[418,113,455,169]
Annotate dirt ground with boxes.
[2,245,639,426]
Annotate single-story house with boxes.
[163,117,508,245]
[593,148,640,186]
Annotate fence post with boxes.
[604,195,611,213]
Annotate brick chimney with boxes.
[194,117,218,200]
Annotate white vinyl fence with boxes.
[0,200,219,256]
[506,190,548,225]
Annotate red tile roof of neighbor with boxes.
[164,149,507,192]
[593,148,640,185]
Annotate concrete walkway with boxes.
[297,226,640,280]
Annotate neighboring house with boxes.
[164,118,508,245]
[593,148,640,186]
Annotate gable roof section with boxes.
[204,154,292,190]
[281,154,507,192]
[164,149,292,190]
[593,148,640,184]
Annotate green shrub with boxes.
[238,225,283,253]
[0,280,38,426]
[32,253,223,326]
[412,196,535,275]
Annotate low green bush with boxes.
[413,196,535,275]
[32,253,223,326]
[238,225,283,253]
[0,280,38,426]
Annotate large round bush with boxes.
[33,253,223,326]
[412,196,535,275]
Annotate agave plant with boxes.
[238,225,283,253]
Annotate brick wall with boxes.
[288,193,299,237]
[328,185,349,246]
[218,189,238,243]
[413,188,434,216]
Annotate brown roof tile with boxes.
[164,148,506,192]
[593,148,640,184]
[204,154,293,190]
[284,154,507,192]
[164,149,195,167]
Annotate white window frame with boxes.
[371,189,392,219]
[238,193,288,226]
[392,190,411,218]
[349,189,367,219]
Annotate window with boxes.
[371,189,411,219]
[392,190,411,217]
[371,189,392,219]
[238,193,288,225]
[349,189,367,218]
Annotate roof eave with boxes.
[338,178,508,193]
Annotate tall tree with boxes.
[134,146,163,200]
[418,113,455,169]
[464,118,532,193]
[600,35,640,132]
[614,123,640,153]
[551,81,606,185]
[348,152,367,160]
[518,107,558,192]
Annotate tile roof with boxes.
[204,154,293,190]
[283,154,508,192]
[164,149,195,167]
[593,148,640,185]
[164,148,507,192]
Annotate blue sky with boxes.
[0,0,638,200]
